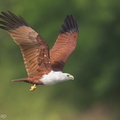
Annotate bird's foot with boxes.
[30,84,37,92]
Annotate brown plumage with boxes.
[0,11,79,90]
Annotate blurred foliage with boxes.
[0,0,120,120]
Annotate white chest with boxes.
[40,71,69,86]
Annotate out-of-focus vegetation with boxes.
[0,0,120,120]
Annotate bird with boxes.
[0,11,79,91]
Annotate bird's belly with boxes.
[41,79,60,86]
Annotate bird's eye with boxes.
[67,74,70,77]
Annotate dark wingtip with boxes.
[0,11,30,31]
[60,15,79,34]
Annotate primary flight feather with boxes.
[0,11,79,91]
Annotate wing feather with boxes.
[50,15,79,71]
[0,11,52,77]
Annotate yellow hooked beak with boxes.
[69,75,74,80]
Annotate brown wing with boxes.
[0,11,52,77]
[50,15,79,71]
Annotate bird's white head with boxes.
[41,71,74,86]
[61,73,74,81]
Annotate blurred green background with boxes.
[0,0,120,120]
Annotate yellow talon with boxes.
[30,84,37,91]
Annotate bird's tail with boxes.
[12,78,29,82]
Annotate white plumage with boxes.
[41,71,74,86]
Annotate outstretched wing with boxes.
[50,15,79,71]
[0,11,52,77]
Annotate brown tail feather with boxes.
[12,78,28,82]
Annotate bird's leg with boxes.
[30,84,37,91]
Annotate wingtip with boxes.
[0,11,30,31]
[60,15,79,34]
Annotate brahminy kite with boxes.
[0,11,79,91]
